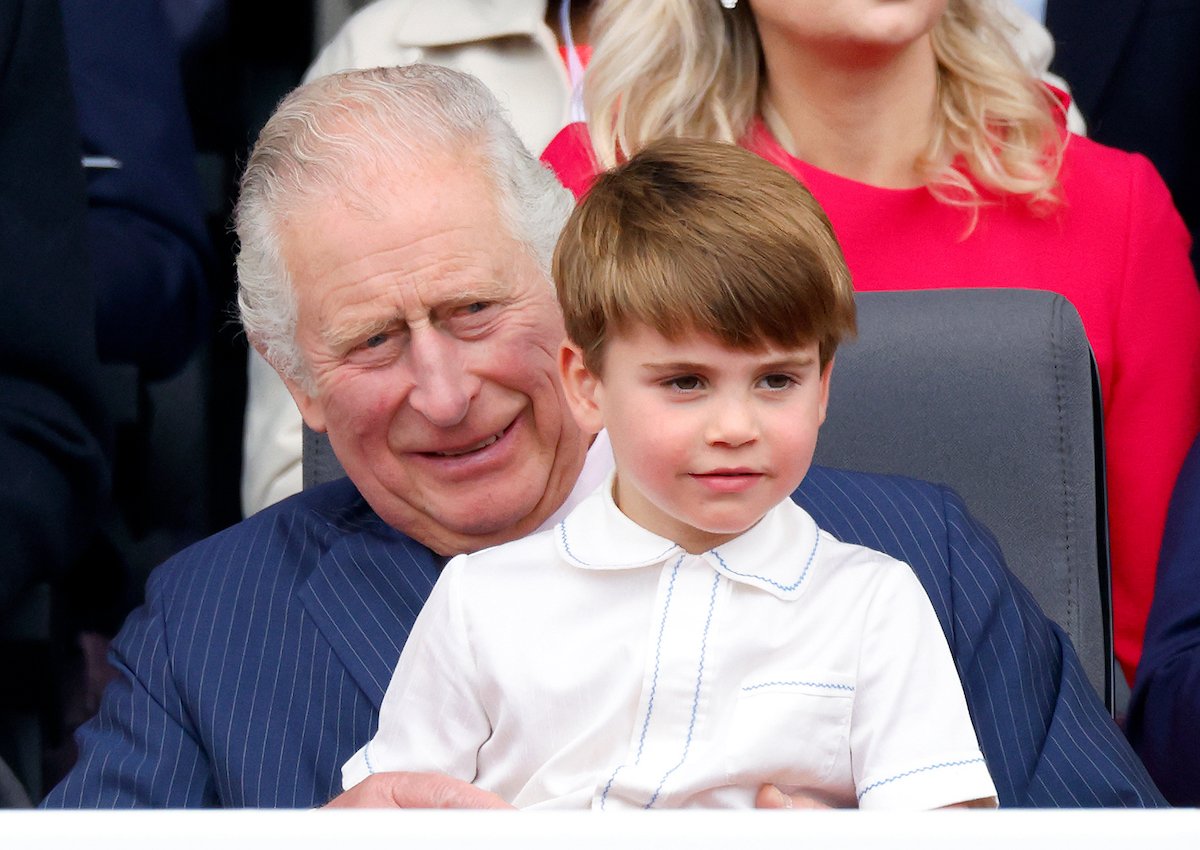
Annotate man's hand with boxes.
[324,772,515,809]
[755,784,831,810]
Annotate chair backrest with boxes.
[813,288,1111,708]
[303,288,1113,709]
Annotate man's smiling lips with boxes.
[418,419,516,459]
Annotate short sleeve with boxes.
[341,555,489,789]
[850,561,998,809]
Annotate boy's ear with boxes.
[817,356,834,427]
[558,341,604,435]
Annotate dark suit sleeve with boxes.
[934,486,1164,807]
[1127,437,1200,806]
[0,0,110,614]
[59,0,211,379]
[41,557,218,808]
[797,468,1164,807]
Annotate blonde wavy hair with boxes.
[584,0,1065,213]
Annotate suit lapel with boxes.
[1047,0,1144,119]
[297,514,442,708]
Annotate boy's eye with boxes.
[668,375,704,392]
[760,373,794,390]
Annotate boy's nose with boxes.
[705,398,758,447]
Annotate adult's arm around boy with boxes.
[793,466,1165,807]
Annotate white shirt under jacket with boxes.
[343,474,998,810]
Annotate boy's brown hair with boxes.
[552,138,857,373]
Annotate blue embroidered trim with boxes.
[363,741,375,775]
[559,520,676,567]
[710,515,819,593]
[857,757,987,800]
[644,571,721,809]
[742,680,854,693]
[600,555,685,809]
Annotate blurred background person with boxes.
[1127,434,1200,806]
[0,0,111,803]
[1038,0,1200,268]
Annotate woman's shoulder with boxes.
[1057,133,1191,270]
[1060,133,1173,209]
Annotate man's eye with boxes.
[462,301,491,315]
[760,374,794,390]
[364,333,388,349]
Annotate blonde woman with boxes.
[542,0,1200,684]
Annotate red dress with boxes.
[542,121,1200,682]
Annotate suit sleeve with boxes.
[935,486,1166,807]
[40,565,217,807]
[851,562,996,808]
[1127,437,1200,806]
[0,0,110,615]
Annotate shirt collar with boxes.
[555,471,821,601]
[390,0,547,47]
[533,430,615,534]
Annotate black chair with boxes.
[813,288,1111,710]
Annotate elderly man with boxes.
[43,65,1162,808]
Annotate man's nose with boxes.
[406,328,480,427]
[705,395,758,447]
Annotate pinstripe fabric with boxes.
[42,470,1164,808]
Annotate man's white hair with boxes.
[235,64,574,391]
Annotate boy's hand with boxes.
[755,784,831,810]
[323,772,515,809]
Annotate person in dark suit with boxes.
[1127,435,1200,806]
[41,65,1165,809]
[59,0,211,382]
[1046,0,1200,265]
[0,0,110,619]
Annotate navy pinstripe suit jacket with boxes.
[43,467,1165,808]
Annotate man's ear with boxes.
[558,341,604,435]
[257,342,328,434]
[817,356,834,427]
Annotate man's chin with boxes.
[434,500,543,540]
[375,493,547,555]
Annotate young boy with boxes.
[341,139,997,810]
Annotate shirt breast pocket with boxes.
[722,673,855,788]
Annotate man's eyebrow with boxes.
[322,315,399,350]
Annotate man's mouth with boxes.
[426,427,507,458]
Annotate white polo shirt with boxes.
[344,476,997,809]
